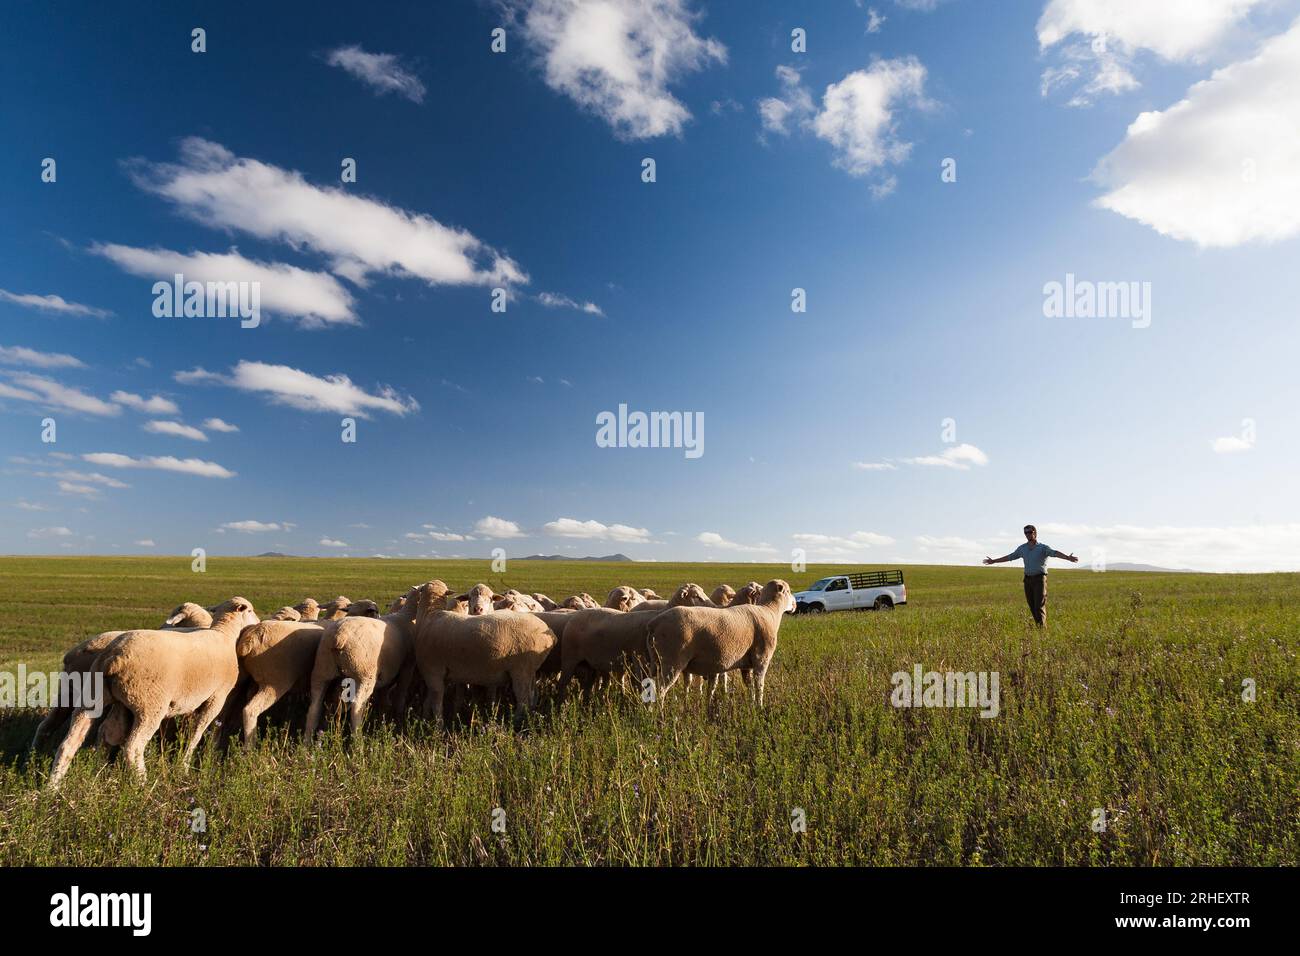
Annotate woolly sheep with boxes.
[646,580,795,706]
[269,606,302,622]
[319,597,352,621]
[303,585,427,738]
[561,593,600,610]
[411,582,555,727]
[47,598,257,787]
[604,586,647,611]
[294,598,321,621]
[531,592,559,611]
[709,585,736,607]
[227,617,327,744]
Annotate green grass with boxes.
[0,556,1296,866]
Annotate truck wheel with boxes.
[807,603,825,615]
[873,597,893,611]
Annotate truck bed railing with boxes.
[847,570,904,589]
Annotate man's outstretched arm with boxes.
[983,552,1018,565]
[1050,549,1080,563]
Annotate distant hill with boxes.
[1107,563,1199,573]
[253,552,294,558]
[521,554,633,562]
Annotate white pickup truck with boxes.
[794,570,907,614]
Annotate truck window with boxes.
[826,578,846,591]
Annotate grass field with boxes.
[0,556,1296,866]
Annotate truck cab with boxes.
[794,570,907,614]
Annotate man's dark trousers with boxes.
[1023,574,1047,626]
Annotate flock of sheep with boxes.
[35,578,797,789]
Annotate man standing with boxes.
[984,525,1078,626]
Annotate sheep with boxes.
[269,606,302,622]
[294,598,321,620]
[734,581,763,605]
[30,598,253,753]
[710,585,736,607]
[303,585,428,738]
[561,593,600,610]
[605,586,647,611]
[646,580,796,706]
[459,583,495,616]
[493,589,545,613]
[411,582,555,728]
[46,598,257,788]
[640,589,660,600]
[532,592,559,611]
[345,599,380,618]
[225,616,327,745]
[319,597,352,621]
[386,594,408,614]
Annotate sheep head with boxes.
[465,583,495,616]
[604,586,645,611]
[270,606,302,621]
[670,583,711,607]
[346,600,380,618]
[734,582,762,605]
[163,602,212,628]
[759,580,796,614]
[414,580,457,619]
[710,585,736,607]
[294,598,321,620]
[639,588,660,599]
[211,597,256,628]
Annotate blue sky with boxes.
[3,0,1299,571]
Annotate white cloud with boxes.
[144,420,207,441]
[1037,0,1266,105]
[0,289,111,318]
[0,373,119,416]
[0,345,84,369]
[135,539,155,547]
[695,531,778,553]
[902,443,989,470]
[512,0,726,139]
[543,517,651,542]
[128,138,525,290]
[221,520,292,533]
[325,45,426,102]
[174,360,418,418]
[13,501,53,511]
[867,8,887,33]
[792,531,896,556]
[27,526,73,538]
[853,460,897,471]
[915,534,986,552]
[474,516,525,538]
[1090,18,1300,247]
[1039,521,1300,572]
[319,536,349,547]
[83,452,236,479]
[202,417,239,433]
[57,481,101,498]
[92,243,357,327]
[536,292,604,315]
[761,57,932,196]
[1211,434,1254,453]
[111,390,181,416]
[47,470,130,489]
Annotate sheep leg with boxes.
[240,683,282,746]
[423,672,445,731]
[215,675,250,749]
[509,670,535,727]
[121,710,164,780]
[349,677,377,736]
[47,709,97,789]
[657,666,683,702]
[750,662,770,707]
[31,705,71,754]
[390,663,416,728]
[181,694,226,769]
[303,657,338,741]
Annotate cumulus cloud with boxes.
[1037,0,1265,105]
[695,531,778,553]
[144,420,207,441]
[83,452,236,479]
[0,345,84,369]
[202,417,239,433]
[127,138,526,290]
[0,373,119,416]
[510,0,726,139]
[221,520,293,533]
[325,45,426,102]
[792,530,896,556]
[1090,18,1300,247]
[474,515,525,539]
[760,57,932,196]
[902,443,989,470]
[319,536,349,547]
[1211,434,1255,453]
[174,360,418,418]
[542,517,651,542]
[58,482,102,498]
[27,526,74,539]
[111,390,181,416]
[92,243,357,327]
[0,288,111,318]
